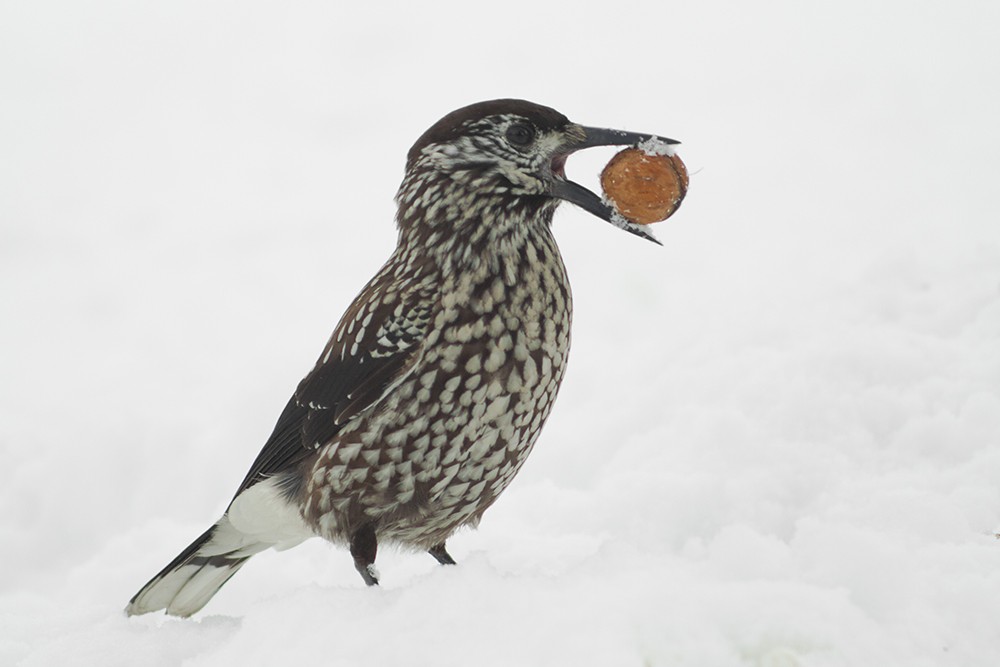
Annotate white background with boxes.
[2,1,999,665]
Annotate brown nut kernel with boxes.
[600,147,688,225]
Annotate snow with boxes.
[2,1,1000,665]
[637,137,678,157]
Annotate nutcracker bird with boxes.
[126,99,677,617]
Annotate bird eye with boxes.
[505,123,536,147]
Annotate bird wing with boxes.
[231,258,439,497]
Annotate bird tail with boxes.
[125,516,270,617]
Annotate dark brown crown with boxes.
[406,99,569,168]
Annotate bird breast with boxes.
[304,228,572,547]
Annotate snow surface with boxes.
[3,1,1000,665]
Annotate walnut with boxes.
[600,147,688,225]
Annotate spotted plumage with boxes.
[126,99,678,617]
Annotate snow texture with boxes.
[2,1,1000,666]
[638,137,678,157]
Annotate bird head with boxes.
[397,99,678,246]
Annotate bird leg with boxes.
[350,523,380,586]
[428,542,456,565]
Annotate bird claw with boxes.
[428,543,457,565]
[358,563,380,586]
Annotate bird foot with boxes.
[428,542,457,566]
[357,563,380,586]
[350,523,380,586]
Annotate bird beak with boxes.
[550,125,680,246]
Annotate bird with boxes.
[126,99,678,617]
